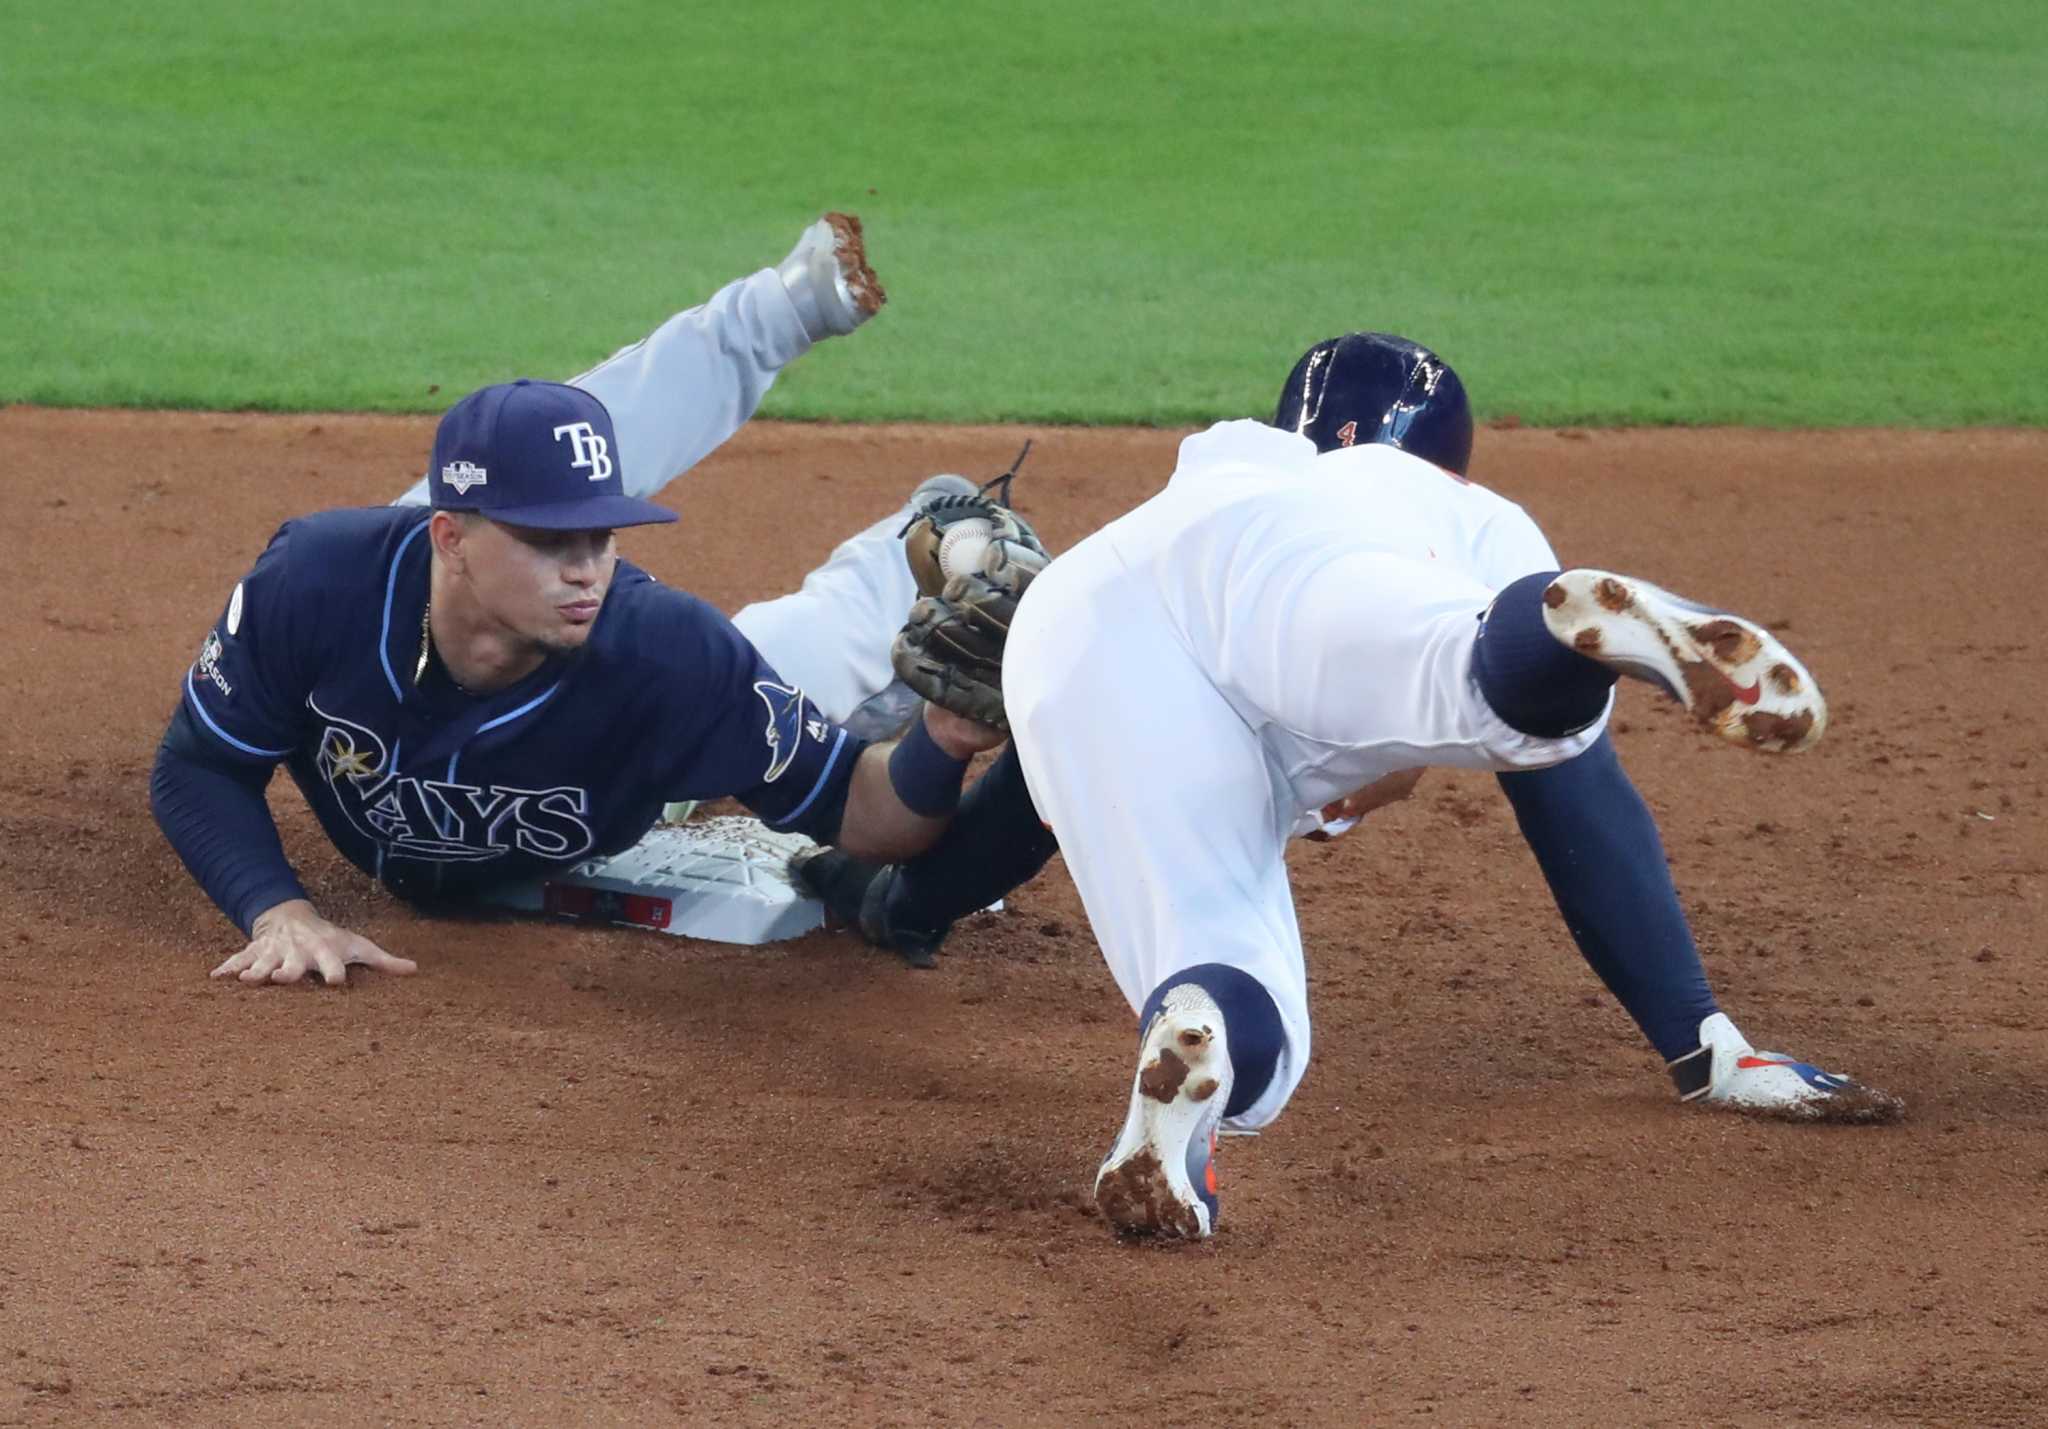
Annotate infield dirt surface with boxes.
[3,410,2045,1426]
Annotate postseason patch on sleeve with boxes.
[196,625,235,699]
[182,527,307,760]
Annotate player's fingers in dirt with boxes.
[354,943,419,977]
[210,948,258,979]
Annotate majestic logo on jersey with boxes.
[751,680,820,784]
[552,422,614,482]
[226,582,245,635]
[441,459,489,495]
[197,631,233,697]
[310,699,596,865]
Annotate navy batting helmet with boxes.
[1273,332,1474,476]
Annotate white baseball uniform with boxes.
[394,266,921,737]
[1004,419,1610,1129]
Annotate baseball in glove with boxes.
[891,450,1050,731]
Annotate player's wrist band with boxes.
[888,714,970,818]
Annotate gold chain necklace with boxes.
[414,600,432,687]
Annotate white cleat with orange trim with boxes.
[1668,1013,1901,1123]
[1094,984,1235,1239]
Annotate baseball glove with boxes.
[892,479,1050,731]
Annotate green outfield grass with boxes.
[3,1,2042,425]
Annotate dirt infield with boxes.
[4,408,2045,1426]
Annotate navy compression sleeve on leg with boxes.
[1496,732,1718,1060]
[879,743,1059,938]
[1472,570,1617,737]
[1139,964,1284,1119]
[150,703,308,936]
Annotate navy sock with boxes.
[880,744,1059,940]
[1496,732,1718,1060]
[1472,570,1617,737]
[1139,963,1284,1118]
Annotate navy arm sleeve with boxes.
[150,703,308,935]
[151,523,318,933]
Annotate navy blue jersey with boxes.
[179,506,862,903]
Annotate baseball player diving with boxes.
[151,215,1007,985]
[153,214,1900,1241]
[791,333,1904,1240]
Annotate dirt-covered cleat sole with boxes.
[1542,570,1827,753]
[775,212,887,340]
[1669,1013,1903,1124]
[822,212,886,321]
[1094,985,1234,1239]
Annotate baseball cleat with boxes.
[776,211,887,340]
[910,472,978,511]
[1541,570,1827,753]
[788,846,941,968]
[1094,985,1235,1239]
[1667,1013,1902,1123]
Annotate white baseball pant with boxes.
[1005,420,1607,1128]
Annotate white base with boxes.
[482,816,825,945]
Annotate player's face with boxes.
[466,519,618,653]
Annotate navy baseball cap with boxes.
[428,379,678,529]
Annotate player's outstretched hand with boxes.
[211,899,419,987]
[1305,768,1428,840]
[921,701,1008,759]
[1324,768,1426,824]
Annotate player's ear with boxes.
[427,510,469,569]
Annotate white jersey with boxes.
[1104,419,1590,832]
[1005,419,1606,1128]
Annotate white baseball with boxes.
[938,518,994,579]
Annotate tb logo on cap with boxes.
[552,422,614,482]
